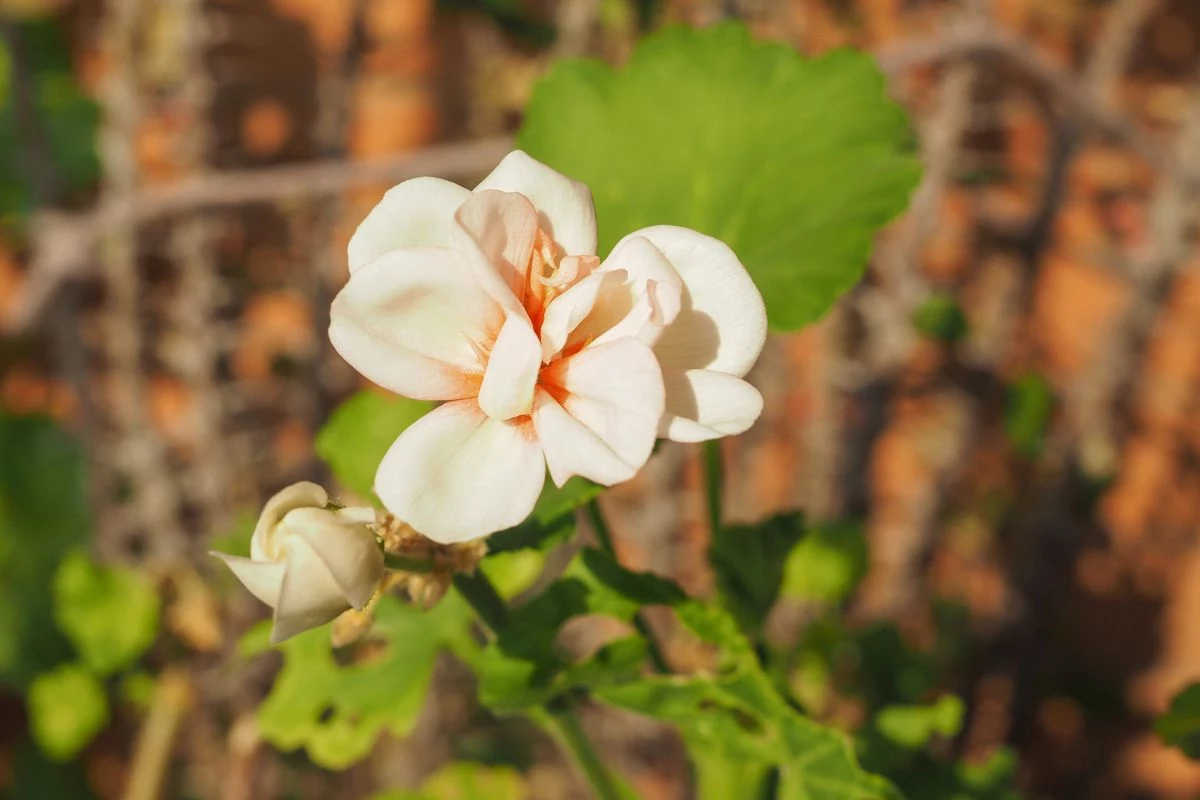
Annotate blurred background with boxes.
[4,0,1200,797]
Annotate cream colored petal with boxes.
[348,177,471,273]
[329,246,503,400]
[532,389,640,487]
[453,190,539,305]
[211,553,285,608]
[251,481,327,561]
[538,269,626,362]
[659,369,764,443]
[375,399,546,544]
[476,150,597,256]
[478,313,541,420]
[271,534,357,644]
[281,507,385,610]
[538,339,664,485]
[633,226,766,378]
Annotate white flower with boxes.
[212,482,385,643]
[330,151,767,544]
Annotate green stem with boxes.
[382,553,435,573]
[703,440,723,533]
[548,702,625,800]
[451,568,622,800]
[585,499,671,674]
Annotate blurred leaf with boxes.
[316,391,435,498]
[370,761,526,800]
[10,739,96,800]
[1157,683,1200,760]
[873,696,965,750]
[692,751,773,800]
[0,414,89,687]
[256,593,475,770]
[27,664,108,761]
[208,512,256,559]
[52,549,160,676]
[912,296,969,343]
[780,521,867,604]
[0,20,100,221]
[518,22,920,330]
[710,512,806,634]
[1005,374,1053,458]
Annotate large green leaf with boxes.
[27,664,108,762]
[52,550,160,676]
[518,22,920,330]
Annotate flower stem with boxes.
[547,702,625,800]
[450,568,623,800]
[382,552,434,573]
[585,499,671,674]
[703,440,723,533]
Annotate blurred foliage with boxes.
[315,391,435,499]
[518,22,920,329]
[710,512,807,635]
[371,762,526,800]
[1005,374,1054,458]
[780,521,868,605]
[1157,682,1200,760]
[26,663,108,762]
[0,19,99,222]
[52,549,160,676]
[912,296,970,343]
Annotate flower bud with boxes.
[212,482,385,643]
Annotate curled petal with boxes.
[659,369,764,443]
[282,507,385,610]
[211,553,285,608]
[348,177,471,273]
[251,481,327,561]
[591,278,682,349]
[538,269,626,362]
[538,339,664,486]
[453,190,539,305]
[579,235,682,347]
[272,534,361,643]
[329,247,502,400]
[476,150,597,257]
[633,226,767,378]
[375,400,546,543]
[478,313,541,420]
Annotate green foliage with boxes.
[316,390,435,498]
[912,296,969,343]
[1005,374,1054,458]
[0,20,100,221]
[518,22,920,330]
[781,522,868,605]
[27,664,108,761]
[0,414,90,687]
[872,696,964,750]
[1157,682,1200,760]
[488,476,602,553]
[256,593,477,769]
[710,512,807,634]
[52,549,160,676]
[370,762,526,800]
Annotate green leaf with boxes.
[518,22,920,330]
[912,296,969,343]
[1158,683,1200,760]
[370,761,526,800]
[27,664,108,761]
[1005,374,1054,459]
[0,415,90,687]
[781,522,867,604]
[256,593,475,769]
[316,391,434,498]
[873,696,965,750]
[52,550,160,676]
[487,477,602,554]
[710,512,807,634]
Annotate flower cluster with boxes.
[216,152,767,641]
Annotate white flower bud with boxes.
[212,482,384,643]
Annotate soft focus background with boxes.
[4,0,1200,798]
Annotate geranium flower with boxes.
[212,482,384,643]
[330,151,766,543]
